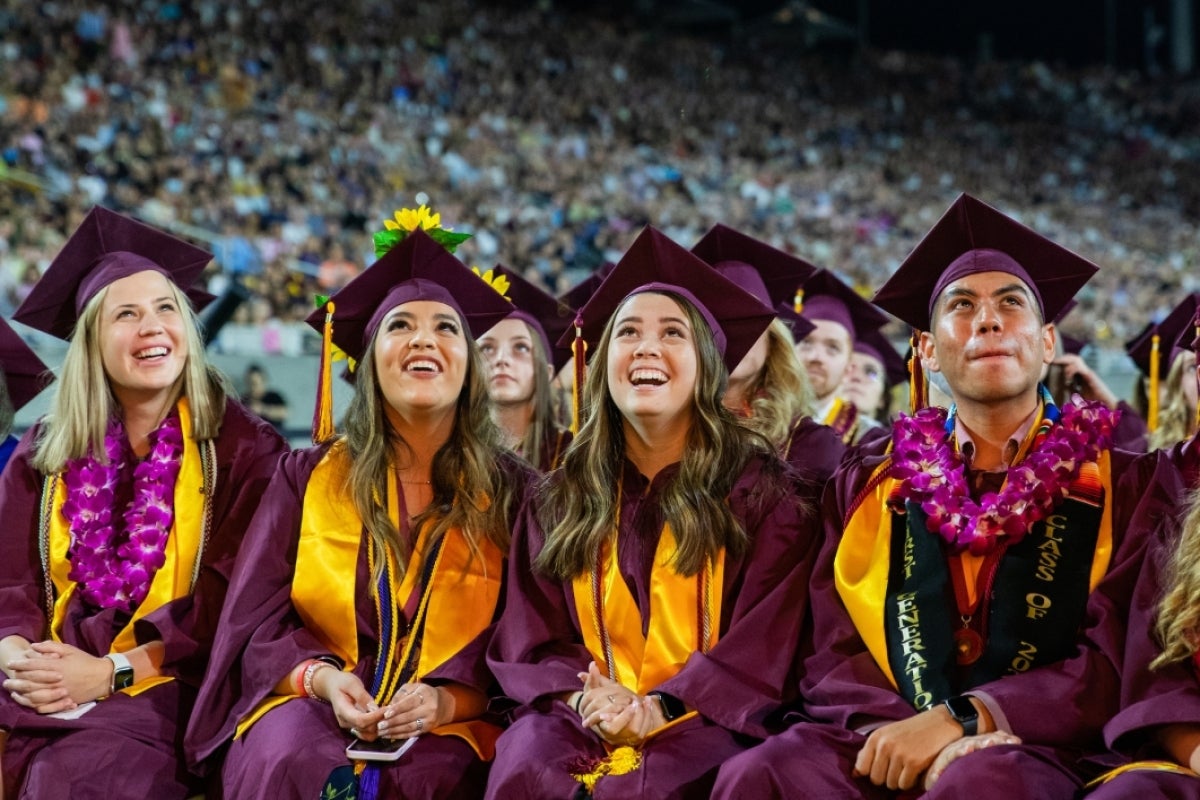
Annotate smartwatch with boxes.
[649,691,687,722]
[943,695,978,736]
[105,653,135,694]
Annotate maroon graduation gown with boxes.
[782,415,846,500]
[0,400,286,799]
[713,425,1158,799]
[185,444,533,800]
[485,454,819,799]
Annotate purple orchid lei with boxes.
[889,395,1118,556]
[60,414,184,613]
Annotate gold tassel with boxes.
[1148,332,1161,433]
[570,746,643,792]
[908,328,926,413]
[313,300,336,444]
[793,288,804,315]
[571,314,587,434]
[1084,759,1196,788]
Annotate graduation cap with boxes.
[691,224,818,341]
[305,227,514,441]
[795,269,888,342]
[873,194,1099,332]
[14,206,215,340]
[853,328,909,388]
[0,317,52,411]
[559,226,775,375]
[1125,292,1200,432]
[483,265,576,372]
[557,262,614,311]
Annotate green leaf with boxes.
[373,228,407,257]
[428,229,472,253]
[314,294,330,309]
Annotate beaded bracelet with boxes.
[302,659,333,703]
[293,659,314,697]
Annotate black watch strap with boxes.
[649,691,687,722]
[943,695,979,736]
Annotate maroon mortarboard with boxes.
[487,264,576,372]
[0,317,52,411]
[690,223,819,340]
[557,262,614,311]
[796,269,888,342]
[14,206,215,340]
[873,194,1099,332]
[304,228,514,364]
[854,327,908,388]
[1125,293,1200,377]
[558,226,775,374]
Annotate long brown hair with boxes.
[536,290,774,579]
[342,312,517,585]
[510,320,562,471]
[1150,351,1197,451]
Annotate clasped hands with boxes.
[2,641,113,714]
[570,661,667,747]
[315,669,444,742]
[852,705,1021,792]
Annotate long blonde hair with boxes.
[535,290,778,580]
[1150,351,1198,451]
[33,281,227,473]
[738,318,815,451]
[342,315,517,585]
[1153,487,1200,668]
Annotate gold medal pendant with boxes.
[954,626,983,665]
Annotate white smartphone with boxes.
[345,736,418,762]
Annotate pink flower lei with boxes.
[889,395,1119,555]
[61,414,184,613]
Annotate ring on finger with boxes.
[415,717,424,731]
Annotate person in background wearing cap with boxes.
[1048,300,1148,452]
[1079,310,1200,798]
[185,214,534,800]
[477,265,573,471]
[711,193,1157,798]
[841,327,908,432]
[795,269,890,445]
[691,224,845,496]
[1125,294,1200,453]
[0,318,52,474]
[485,228,818,799]
[0,206,287,798]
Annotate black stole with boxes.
[884,491,1104,711]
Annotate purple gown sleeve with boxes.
[135,401,287,685]
[0,426,52,645]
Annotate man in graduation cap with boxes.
[795,269,890,444]
[712,193,1158,798]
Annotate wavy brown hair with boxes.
[506,320,562,471]
[342,313,517,585]
[738,319,816,451]
[535,290,776,580]
[1153,487,1200,669]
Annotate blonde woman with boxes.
[187,226,534,799]
[692,224,844,492]
[486,228,818,799]
[0,207,286,798]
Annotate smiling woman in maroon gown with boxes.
[0,207,286,798]
[485,227,819,799]
[186,219,533,800]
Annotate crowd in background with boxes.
[3,0,1200,356]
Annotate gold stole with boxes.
[569,523,725,733]
[835,450,1114,689]
[236,443,504,759]
[44,398,206,697]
